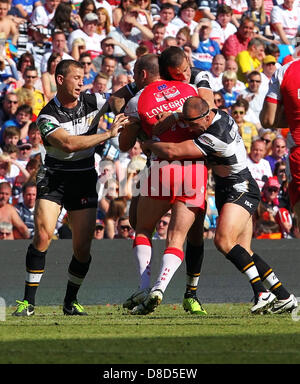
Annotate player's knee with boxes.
[214,232,232,255]
[33,229,52,251]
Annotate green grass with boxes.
[1,303,300,364]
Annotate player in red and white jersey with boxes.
[120,52,208,315]
[260,58,300,230]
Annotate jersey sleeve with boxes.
[37,114,61,139]
[192,68,212,89]
[124,91,141,119]
[193,133,217,156]
[265,66,284,103]
[95,92,107,110]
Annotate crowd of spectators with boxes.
[0,0,299,240]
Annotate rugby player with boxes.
[260,59,300,232]
[142,96,297,314]
[120,50,209,315]
[12,60,127,317]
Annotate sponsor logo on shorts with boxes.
[244,200,253,208]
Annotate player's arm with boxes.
[260,99,287,129]
[142,139,204,161]
[108,83,137,114]
[46,114,128,153]
[198,87,215,109]
[118,117,142,152]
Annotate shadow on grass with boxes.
[1,333,300,364]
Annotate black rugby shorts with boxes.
[215,176,260,215]
[36,166,98,211]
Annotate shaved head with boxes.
[183,97,209,119]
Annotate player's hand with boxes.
[141,140,152,157]
[152,112,175,136]
[109,113,129,138]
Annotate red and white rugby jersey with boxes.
[266,59,300,146]
[124,80,197,142]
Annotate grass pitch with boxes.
[1,303,300,365]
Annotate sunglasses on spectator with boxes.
[81,61,92,65]
[249,79,261,83]
[233,110,244,115]
[214,98,222,103]
[26,75,37,79]
[0,231,11,236]
[267,187,279,193]
[278,169,286,174]
[6,100,18,104]
[120,225,131,231]
[103,43,114,47]
[159,220,169,226]
[95,225,104,230]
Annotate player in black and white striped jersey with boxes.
[142,96,297,314]
[12,60,128,317]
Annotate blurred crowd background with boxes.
[0,0,299,240]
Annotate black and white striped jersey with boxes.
[37,92,106,171]
[193,109,251,190]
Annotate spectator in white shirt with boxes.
[210,4,237,49]
[247,139,273,190]
[205,53,226,91]
[172,1,198,34]
[40,30,73,74]
[240,70,265,128]
[68,13,103,59]
[107,6,153,63]
[157,3,179,38]
[270,0,299,45]
[30,0,60,27]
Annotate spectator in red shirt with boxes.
[222,16,255,60]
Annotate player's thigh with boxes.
[167,201,199,250]
[68,207,96,261]
[33,198,62,251]
[135,196,171,236]
[215,203,251,253]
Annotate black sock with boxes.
[252,253,290,300]
[226,245,267,297]
[24,244,47,306]
[64,255,91,307]
[185,241,204,298]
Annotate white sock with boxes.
[152,247,184,293]
[133,236,152,290]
